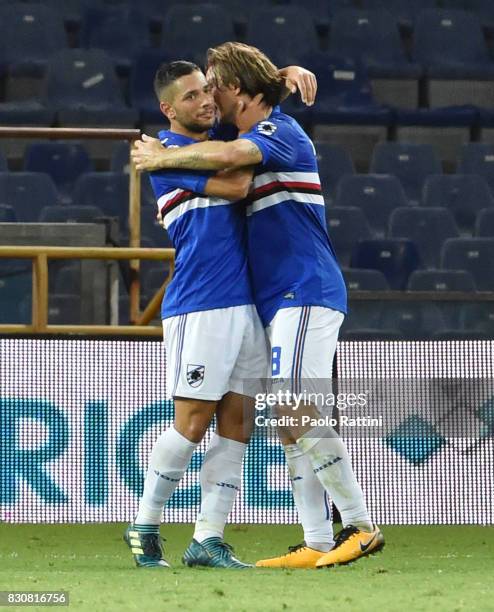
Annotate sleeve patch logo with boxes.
[257,121,277,136]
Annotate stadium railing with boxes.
[0,126,172,332]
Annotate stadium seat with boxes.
[111,142,131,174]
[0,172,60,222]
[0,265,32,324]
[370,142,442,203]
[359,0,436,31]
[130,50,167,124]
[45,49,138,126]
[0,3,67,75]
[0,151,6,171]
[457,144,494,194]
[288,0,354,28]
[441,237,494,290]
[475,208,494,237]
[246,5,318,66]
[308,54,392,126]
[340,302,383,332]
[413,9,494,78]
[142,266,172,297]
[53,263,82,294]
[413,9,494,108]
[379,302,446,339]
[0,204,16,222]
[407,269,476,292]
[342,268,389,291]
[328,9,422,79]
[389,207,459,269]
[470,0,494,33]
[141,204,173,248]
[335,174,409,236]
[161,5,235,66]
[460,303,494,334]
[38,205,104,223]
[423,174,494,232]
[47,294,81,325]
[81,6,152,70]
[73,173,129,230]
[24,143,93,200]
[351,238,420,289]
[325,206,372,266]
[314,143,355,200]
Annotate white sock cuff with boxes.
[210,433,246,458]
[169,425,199,451]
[284,443,304,460]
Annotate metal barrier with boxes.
[0,246,174,336]
[0,126,150,325]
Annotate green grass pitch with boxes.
[1,524,493,612]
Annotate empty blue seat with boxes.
[161,5,235,65]
[0,172,59,221]
[325,206,372,266]
[457,144,494,194]
[82,6,151,70]
[408,269,476,291]
[73,172,129,230]
[471,0,494,33]
[246,5,318,66]
[38,205,104,223]
[389,207,459,268]
[45,49,138,126]
[141,204,173,248]
[0,204,16,222]
[0,266,32,324]
[379,302,445,339]
[370,142,442,203]
[441,237,494,290]
[288,0,354,27]
[351,238,420,289]
[343,268,389,291]
[460,303,494,334]
[307,54,393,127]
[335,174,408,236]
[47,294,81,324]
[0,98,54,126]
[53,263,81,294]
[413,9,494,78]
[315,143,355,199]
[360,0,436,30]
[341,302,383,332]
[24,143,93,199]
[475,208,494,237]
[329,9,422,78]
[0,3,67,74]
[130,50,167,124]
[423,174,494,231]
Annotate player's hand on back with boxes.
[279,66,317,106]
[131,134,167,172]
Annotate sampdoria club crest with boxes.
[187,364,205,387]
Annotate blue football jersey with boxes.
[240,107,347,326]
[149,130,253,319]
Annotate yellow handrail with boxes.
[0,246,174,336]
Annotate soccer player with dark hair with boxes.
[132,42,384,570]
[125,58,316,569]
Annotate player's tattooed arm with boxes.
[278,66,317,106]
[132,134,262,172]
[204,167,254,201]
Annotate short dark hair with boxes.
[153,60,201,101]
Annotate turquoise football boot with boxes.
[124,524,170,568]
[182,537,252,569]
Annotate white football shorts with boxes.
[162,304,268,401]
[267,306,344,401]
